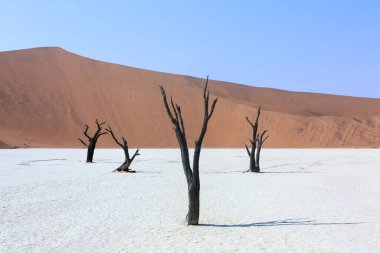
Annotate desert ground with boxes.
[1,148,379,252]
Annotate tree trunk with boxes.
[247,130,258,172]
[255,146,261,172]
[105,124,140,172]
[159,77,218,226]
[245,106,261,172]
[114,160,136,172]
[79,119,107,163]
[86,140,96,163]
[116,160,128,172]
[248,137,257,172]
[254,130,268,173]
[186,181,200,225]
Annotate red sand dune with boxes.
[0,47,379,148]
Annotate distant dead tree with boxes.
[78,119,107,163]
[255,130,269,172]
[245,106,268,172]
[159,76,218,225]
[105,124,140,172]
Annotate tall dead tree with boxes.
[245,106,264,172]
[105,124,140,172]
[255,130,269,172]
[159,76,218,225]
[78,119,107,163]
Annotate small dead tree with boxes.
[255,130,269,172]
[159,76,218,225]
[245,106,263,172]
[105,124,140,172]
[78,119,107,163]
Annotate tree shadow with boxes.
[260,171,317,174]
[266,163,293,169]
[203,170,244,174]
[136,171,162,174]
[203,170,317,175]
[199,218,363,228]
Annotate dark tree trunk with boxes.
[160,76,218,225]
[86,140,96,163]
[105,124,140,172]
[186,181,200,224]
[114,160,133,172]
[255,146,261,172]
[245,106,261,172]
[255,130,269,173]
[248,132,257,172]
[245,108,269,173]
[79,119,107,163]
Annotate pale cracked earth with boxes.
[1,149,380,252]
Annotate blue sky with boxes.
[0,0,379,98]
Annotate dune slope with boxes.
[0,47,379,148]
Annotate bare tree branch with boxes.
[78,138,88,147]
[208,98,218,120]
[106,124,140,172]
[254,106,262,125]
[83,125,91,139]
[245,144,251,157]
[159,86,176,124]
[79,120,107,163]
[105,124,123,148]
[246,117,254,128]
[170,97,180,123]
[175,104,187,141]
[95,119,106,128]
[98,132,107,137]
[131,149,140,161]
[160,85,192,185]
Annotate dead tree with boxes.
[255,130,269,172]
[245,106,262,172]
[159,76,218,225]
[78,119,107,163]
[105,124,140,172]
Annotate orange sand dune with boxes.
[0,47,379,148]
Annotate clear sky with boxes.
[0,0,379,98]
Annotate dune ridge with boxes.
[0,47,379,148]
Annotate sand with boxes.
[0,47,380,148]
[1,148,380,252]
